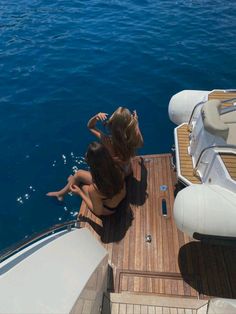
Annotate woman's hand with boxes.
[133,110,138,120]
[87,112,108,140]
[70,184,82,195]
[96,112,108,122]
[70,183,94,212]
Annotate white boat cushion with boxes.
[201,99,229,141]
[226,123,236,145]
[221,110,236,124]
[220,110,236,145]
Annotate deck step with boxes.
[103,292,208,314]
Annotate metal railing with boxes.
[221,97,236,104]
[0,219,80,263]
[223,89,236,93]
[188,101,205,128]
[221,105,236,115]
[194,145,236,172]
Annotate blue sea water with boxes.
[0,0,236,251]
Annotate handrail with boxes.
[194,145,236,171]
[221,97,236,103]
[0,219,79,263]
[223,89,236,93]
[221,105,236,115]
[188,101,205,127]
[188,97,236,129]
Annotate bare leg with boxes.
[47,170,93,201]
[46,175,74,201]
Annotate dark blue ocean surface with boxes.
[0,0,236,251]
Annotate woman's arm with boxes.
[133,110,144,147]
[70,184,94,209]
[87,112,108,140]
[70,184,105,216]
[136,124,144,147]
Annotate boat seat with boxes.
[221,110,236,145]
[201,100,229,141]
[226,123,236,145]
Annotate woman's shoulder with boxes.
[135,124,144,147]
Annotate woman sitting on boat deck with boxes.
[47,142,126,216]
[87,107,144,176]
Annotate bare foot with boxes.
[46,192,64,201]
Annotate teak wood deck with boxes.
[78,154,236,300]
[220,153,236,181]
[208,90,236,107]
[176,124,201,184]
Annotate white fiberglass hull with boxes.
[0,228,108,314]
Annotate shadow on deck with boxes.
[179,241,236,299]
[79,204,134,244]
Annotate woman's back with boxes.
[88,182,126,215]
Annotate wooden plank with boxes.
[146,158,153,274]
[177,123,200,183]
[119,303,127,314]
[185,310,193,314]
[152,159,159,279]
[155,307,163,314]
[134,305,141,314]
[176,124,201,184]
[221,156,236,160]
[141,305,148,314]
[180,163,193,167]
[148,306,156,314]
[179,158,192,162]
[160,159,170,274]
[164,159,177,274]
[140,160,148,292]
[180,170,195,174]
[111,303,119,314]
[127,304,134,314]
[219,153,236,180]
[155,159,164,295]
[208,90,236,106]
[221,157,236,161]
[179,161,193,166]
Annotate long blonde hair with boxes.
[107,107,141,161]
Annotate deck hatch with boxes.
[161,198,167,216]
